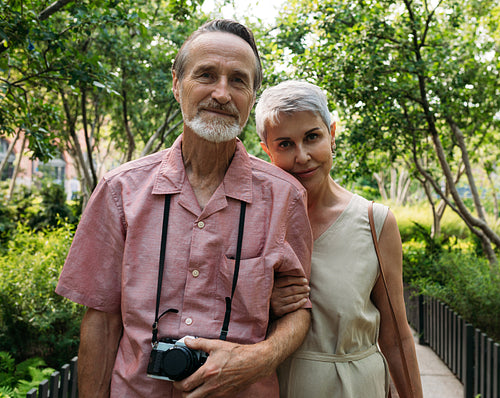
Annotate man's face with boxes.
[172,32,257,143]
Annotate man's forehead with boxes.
[185,32,256,73]
[189,31,254,56]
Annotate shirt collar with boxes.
[152,134,253,204]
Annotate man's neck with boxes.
[182,130,237,209]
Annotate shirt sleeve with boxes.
[55,177,126,313]
[276,189,313,309]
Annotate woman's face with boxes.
[262,110,335,193]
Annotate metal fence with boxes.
[405,288,500,398]
[25,291,500,398]
[26,356,77,398]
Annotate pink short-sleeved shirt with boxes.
[56,135,312,398]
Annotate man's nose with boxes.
[212,78,231,104]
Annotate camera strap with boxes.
[220,200,246,341]
[152,194,177,345]
[151,194,247,345]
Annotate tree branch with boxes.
[38,0,74,21]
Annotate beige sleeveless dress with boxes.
[278,194,391,398]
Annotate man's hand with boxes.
[173,308,310,398]
[172,338,271,398]
[271,276,310,317]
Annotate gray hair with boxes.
[255,81,332,144]
[172,19,263,93]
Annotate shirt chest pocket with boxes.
[215,256,271,340]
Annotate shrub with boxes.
[402,223,500,342]
[0,352,54,398]
[27,183,78,231]
[0,222,84,368]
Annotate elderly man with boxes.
[56,19,312,398]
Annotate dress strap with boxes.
[292,344,378,363]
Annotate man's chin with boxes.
[187,119,241,143]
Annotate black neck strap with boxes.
[220,200,246,341]
[151,195,247,345]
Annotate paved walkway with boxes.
[413,328,464,398]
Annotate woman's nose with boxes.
[295,147,310,164]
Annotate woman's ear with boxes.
[330,121,336,141]
[260,142,273,162]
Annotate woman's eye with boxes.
[307,133,319,141]
[278,141,291,149]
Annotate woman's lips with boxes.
[293,167,318,179]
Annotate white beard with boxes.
[185,114,242,143]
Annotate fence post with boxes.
[60,363,70,398]
[463,323,474,398]
[486,338,493,398]
[38,379,49,398]
[494,342,500,398]
[69,356,78,398]
[418,294,425,345]
[49,371,60,398]
[26,389,37,398]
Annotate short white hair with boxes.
[255,81,331,144]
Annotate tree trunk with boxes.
[0,128,20,177]
[396,168,410,205]
[141,108,181,157]
[404,1,499,263]
[373,172,388,201]
[60,89,93,200]
[390,168,397,201]
[486,171,498,221]
[7,134,27,201]
[81,86,98,190]
[433,200,448,238]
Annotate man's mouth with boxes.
[202,108,236,118]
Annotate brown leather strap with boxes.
[368,202,414,397]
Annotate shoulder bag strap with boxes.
[368,202,414,396]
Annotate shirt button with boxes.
[192,269,200,278]
[197,221,205,229]
[185,318,193,325]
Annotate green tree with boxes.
[1,0,205,202]
[267,0,500,263]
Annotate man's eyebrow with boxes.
[191,63,215,74]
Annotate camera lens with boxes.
[161,346,199,381]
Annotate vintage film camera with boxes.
[147,336,208,381]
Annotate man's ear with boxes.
[172,70,180,103]
[260,142,273,162]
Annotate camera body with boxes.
[147,336,208,381]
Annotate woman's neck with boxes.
[307,177,353,240]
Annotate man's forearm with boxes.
[262,308,311,371]
[78,308,123,398]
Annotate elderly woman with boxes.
[255,81,423,398]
